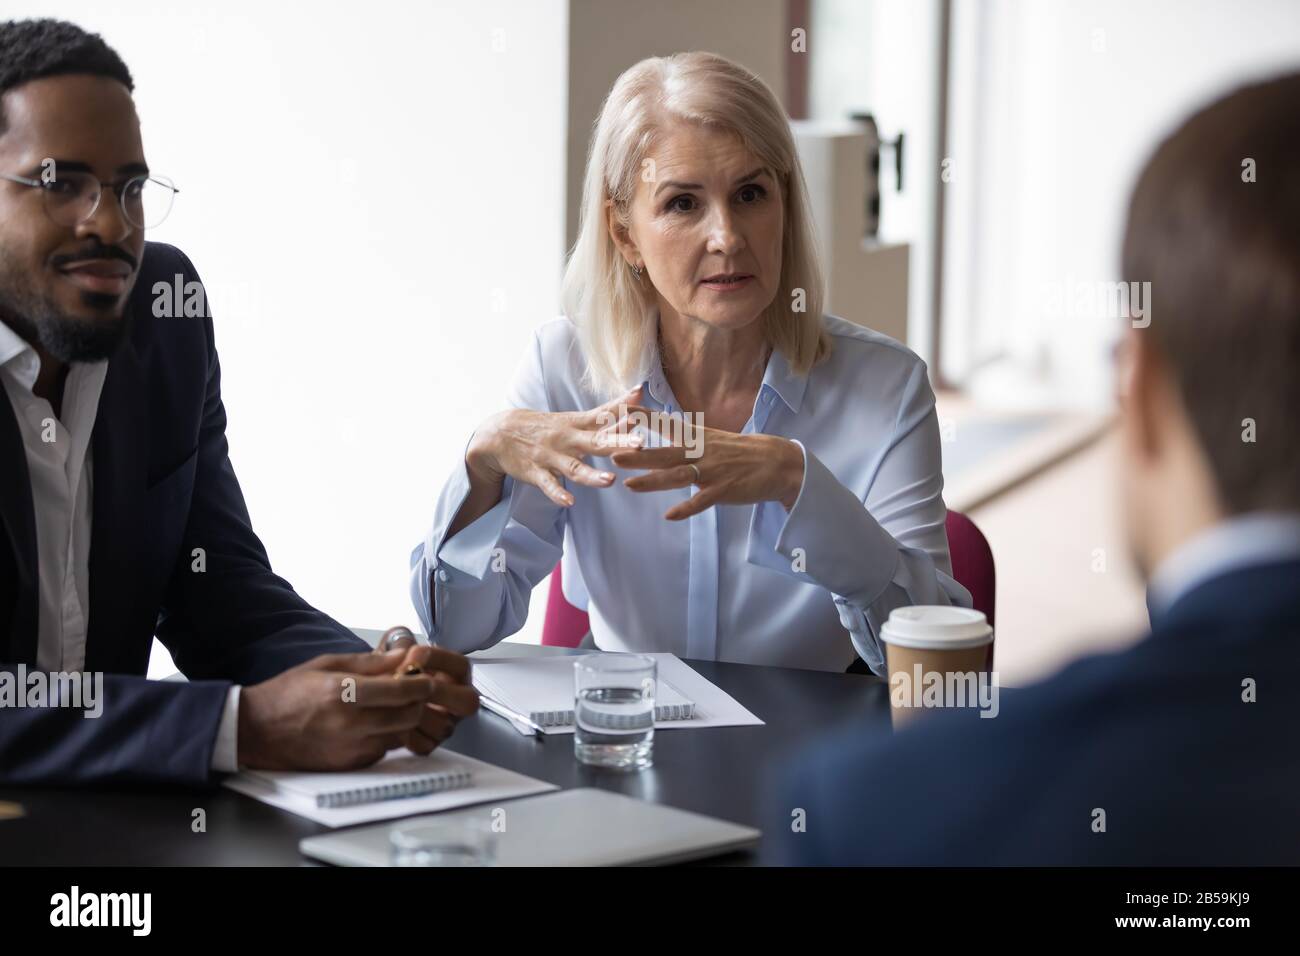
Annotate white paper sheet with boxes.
[473,653,764,736]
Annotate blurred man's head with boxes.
[0,18,143,365]
[1118,73,1300,578]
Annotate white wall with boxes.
[942,0,1300,407]
[15,0,569,650]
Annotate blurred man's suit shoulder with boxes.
[770,557,1300,865]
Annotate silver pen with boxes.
[479,695,548,737]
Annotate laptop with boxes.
[299,788,760,866]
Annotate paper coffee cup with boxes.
[880,606,994,727]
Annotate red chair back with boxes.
[945,509,996,628]
[542,561,590,647]
[541,509,995,648]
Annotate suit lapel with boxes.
[85,341,150,673]
[0,388,38,664]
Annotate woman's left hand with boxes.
[610,417,805,520]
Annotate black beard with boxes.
[0,284,130,364]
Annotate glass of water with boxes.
[573,653,656,770]
[389,815,496,867]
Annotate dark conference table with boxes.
[0,643,895,866]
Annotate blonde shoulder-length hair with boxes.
[562,51,829,398]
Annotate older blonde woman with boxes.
[410,52,969,674]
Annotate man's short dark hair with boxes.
[0,18,133,134]
[1122,73,1300,514]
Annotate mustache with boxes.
[51,243,139,272]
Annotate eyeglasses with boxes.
[0,169,179,230]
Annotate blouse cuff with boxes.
[412,451,518,639]
[433,468,519,584]
[746,442,900,605]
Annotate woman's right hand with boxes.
[465,386,647,507]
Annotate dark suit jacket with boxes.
[1,242,368,787]
[768,556,1300,865]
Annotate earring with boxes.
[631,262,643,280]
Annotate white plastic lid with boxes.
[880,605,993,650]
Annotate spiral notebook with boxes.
[472,655,696,729]
[238,751,473,809]
[225,748,559,827]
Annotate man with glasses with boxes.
[0,18,478,786]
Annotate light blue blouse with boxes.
[410,314,970,674]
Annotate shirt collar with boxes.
[0,316,40,392]
[1148,511,1300,620]
[641,353,673,409]
[638,318,808,416]
[759,345,807,414]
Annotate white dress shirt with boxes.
[411,314,971,674]
[0,319,239,771]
